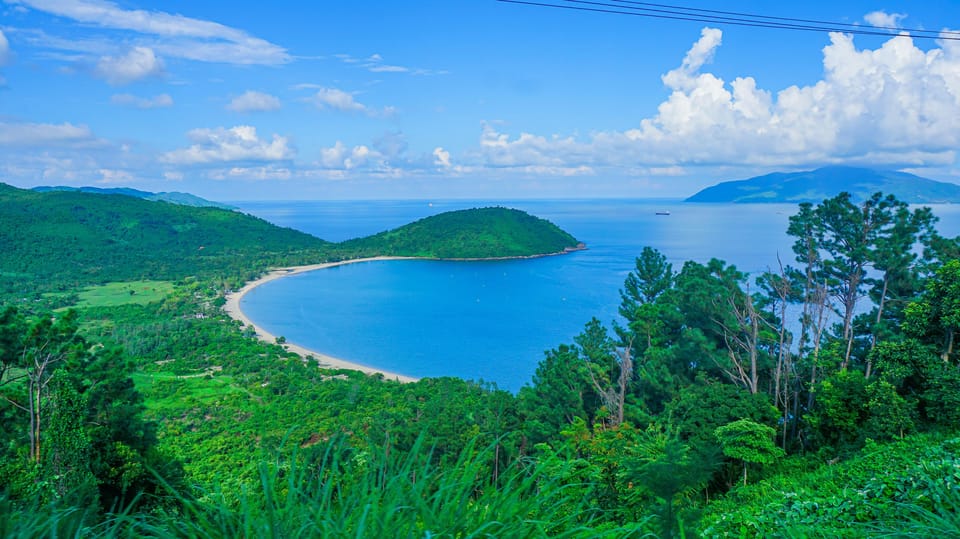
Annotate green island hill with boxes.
[2,184,960,537]
[335,206,586,259]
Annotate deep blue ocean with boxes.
[234,199,960,392]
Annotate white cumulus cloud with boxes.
[96,46,162,85]
[111,92,173,108]
[226,90,281,113]
[308,87,367,113]
[320,141,378,170]
[315,132,448,176]
[433,147,451,168]
[661,27,722,91]
[162,125,293,165]
[864,11,907,29]
[467,27,960,174]
[477,122,592,170]
[306,87,394,117]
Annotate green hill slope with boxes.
[701,432,960,536]
[686,166,960,203]
[336,207,583,259]
[0,183,329,295]
[0,187,582,302]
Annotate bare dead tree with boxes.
[586,337,634,427]
[24,338,69,463]
[713,284,761,395]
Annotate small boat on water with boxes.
[655,210,671,216]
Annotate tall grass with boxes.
[0,492,138,538]
[142,436,642,538]
[0,436,649,538]
[862,470,960,538]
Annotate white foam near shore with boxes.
[222,257,420,383]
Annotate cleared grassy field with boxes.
[74,280,175,308]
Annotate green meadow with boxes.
[74,280,176,308]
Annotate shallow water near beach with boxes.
[236,199,960,392]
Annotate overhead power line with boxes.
[608,0,959,36]
[496,0,960,41]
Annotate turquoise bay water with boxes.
[236,199,960,392]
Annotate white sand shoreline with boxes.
[223,257,421,383]
[221,247,587,384]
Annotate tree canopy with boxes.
[1,188,959,536]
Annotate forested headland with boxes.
[335,206,583,259]
[2,185,960,537]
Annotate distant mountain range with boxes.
[686,166,960,204]
[31,185,235,209]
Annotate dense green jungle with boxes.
[2,185,960,537]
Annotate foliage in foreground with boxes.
[4,189,960,536]
[700,432,960,538]
[0,437,649,538]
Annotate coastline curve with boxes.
[223,257,421,383]
[222,247,587,384]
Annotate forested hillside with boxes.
[0,183,329,302]
[1,189,960,537]
[0,186,581,310]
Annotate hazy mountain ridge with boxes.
[31,185,236,209]
[686,166,960,203]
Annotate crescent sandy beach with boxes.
[223,257,420,383]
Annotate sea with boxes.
[234,199,960,393]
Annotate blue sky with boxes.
[0,0,958,201]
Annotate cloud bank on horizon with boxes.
[0,0,957,199]
[475,27,960,172]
